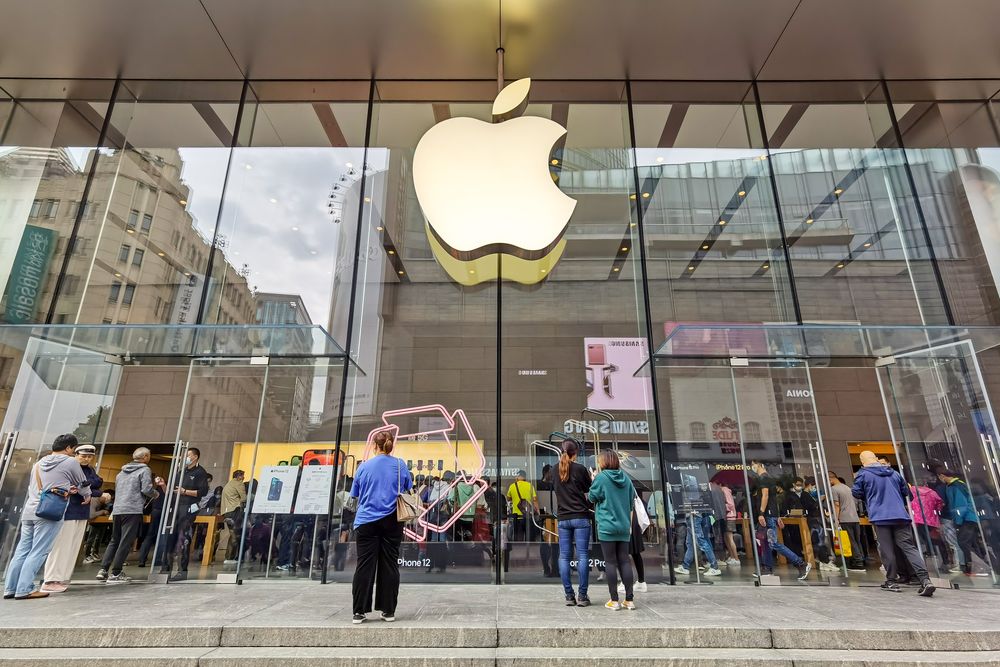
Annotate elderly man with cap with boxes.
[40,443,109,593]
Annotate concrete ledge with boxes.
[201,648,497,667]
[496,626,772,649]
[220,625,498,648]
[0,648,212,666]
[769,629,1000,652]
[0,626,223,649]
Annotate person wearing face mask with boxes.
[802,477,834,572]
[161,447,209,582]
[780,477,808,557]
[750,460,810,581]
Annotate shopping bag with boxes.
[634,494,651,532]
[832,529,853,558]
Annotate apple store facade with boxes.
[4,4,1000,591]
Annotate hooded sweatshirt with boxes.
[587,469,635,542]
[851,464,911,525]
[112,462,154,516]
[22,453,90,522]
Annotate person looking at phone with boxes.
[587,449,636,611]
[161,446,209,582]
[350,431,412,624]
[553,438,592,607]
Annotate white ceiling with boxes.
[0,0,999,84]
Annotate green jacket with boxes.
[587,469,635,542]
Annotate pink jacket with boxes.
[910,485,943,528]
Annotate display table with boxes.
[90,514,220,566]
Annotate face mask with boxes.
[809,488,818,498]
[793,486,803,494]
[185,456,194,466]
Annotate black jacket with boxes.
[553,461,593,520]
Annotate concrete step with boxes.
[2,647,1000,667]
[4,624,1000,652]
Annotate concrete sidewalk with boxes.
[1,583,999,665]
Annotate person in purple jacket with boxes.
[851,450,935,597]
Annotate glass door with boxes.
[879,339,1000,589]
[731,358,850,586]
[0,337,120,575]
[152,358,267,584]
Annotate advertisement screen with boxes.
[583,337,653,411]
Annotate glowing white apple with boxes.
[413,78,576,284]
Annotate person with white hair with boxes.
[97,447,154,584]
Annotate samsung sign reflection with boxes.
[564,419,649,436]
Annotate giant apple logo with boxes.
[413,78,576,285]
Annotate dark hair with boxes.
[188,447,201,460]
[52,434,78,452]
[937,468,961,478]
[793,477,804,485]
[374,431,394,454]
[804,476,816,486]
[559,438,580,483]
[598,449,620,471]
[233,470,245,479]
[827,469,838,478]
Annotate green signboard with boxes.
[4,224,57,324]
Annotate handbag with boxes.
[833,528,853,558]
[34,464,70,521]
[396,459,421,523]
[633,489,651,532]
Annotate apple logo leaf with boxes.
[492,78,531,123]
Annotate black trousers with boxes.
[165,510,196,573]
[841,522,865,568]
[958,522,988,573]
[600,540,633,602]
[100,514,142,575]
[352,513,404,616]
[875,521,928,583]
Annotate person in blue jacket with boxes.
[852,450,934,597]
[934,465,988,576]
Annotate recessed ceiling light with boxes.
[687,266,695,271]
[114,272,122,277]
[641,192,650,198]
[157,252,165,257]
[397,270,404,275]
[126,229,134,234]
[836,263,845,268]
[630,222,637,228]
[376,226,383,232]
[364,197,371,203]
[863,242,872,248]
[388,249,395,255]
[550,158,559,165]
[762,264,769,269]
[834,188,843,195]
[629,194,637,200]
[702,244,709,250]
[719,219,727,225]
[612,267,620,272]
[179,199,187,205]
[805,218,814,224]
[738,190,746,197]
[759,155,769,161]
[656,156,664,163]
[621,246,629,252]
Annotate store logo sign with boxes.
[413,79,576,286]
[786,389,813,398]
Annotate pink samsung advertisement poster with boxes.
[584,337,653,411]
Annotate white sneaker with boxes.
[674,565,690,575]
[635,581,647,592]
[703,567,722,576]
[725,558,741,566]
[617,581,626,593]
[819,562,839,572]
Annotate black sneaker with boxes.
[352,613,366,624]
[565,595,577,606]
[95,569,107,582]
[880,581,902,593]
[797,563,812,580]
[918,582,936,598]
[577,596,591,607]
[381,612,395,622]
[168,572,188,583]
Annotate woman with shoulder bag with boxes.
[587,449,637,610]
[350,431,413,624]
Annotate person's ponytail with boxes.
[559,438,579,482]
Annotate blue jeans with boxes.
[558,518,591,598]
[683,514,718,569]
[4,518,63,597]
[761,516,804,569]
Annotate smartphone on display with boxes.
[268,477,283,501]
[587,343,606,366]
[437,459,444,471]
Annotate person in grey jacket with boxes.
[98,447,154,584]
[4,434,89,600]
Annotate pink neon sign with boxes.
[361,404,488,542]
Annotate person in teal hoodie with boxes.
[587,449,636,610]
[936,467,988,576]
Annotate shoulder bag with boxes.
[396,459,421,523]
[633,486,651,532]
[34,464,70,521]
